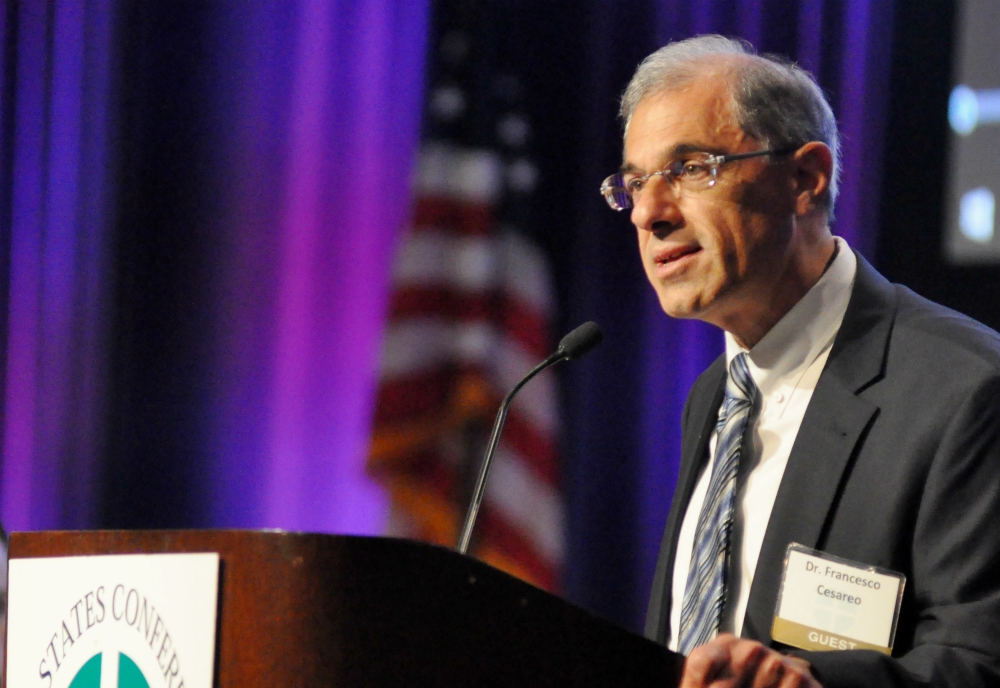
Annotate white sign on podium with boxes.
[6,553,219,688]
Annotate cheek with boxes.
[699,208,751,277]
[696,203,739,254]
[636,230,652,260]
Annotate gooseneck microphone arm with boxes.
[455,352,559,555]
[456,321,603,555]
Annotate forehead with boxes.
[623,74,748,168]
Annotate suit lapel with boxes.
[741,254,897,643]
[645,354,726,642]
[674,357,728,548]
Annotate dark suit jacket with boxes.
[645,255,1000,687]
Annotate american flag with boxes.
[367,16,563,591]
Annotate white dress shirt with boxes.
[668,237,857,652]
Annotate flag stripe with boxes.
[388,286,550,358]
[485,447,564,563]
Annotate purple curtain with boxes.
[204,1,429,533]
[0,0,115,531]
[0,0,429,533]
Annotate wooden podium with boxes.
[5,530,682,687]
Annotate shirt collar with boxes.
[724,236,857,395]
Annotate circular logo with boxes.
[69,652,151,688]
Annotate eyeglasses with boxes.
[600,146,798,211]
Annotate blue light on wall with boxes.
[959,187,995,242]
[950,85,1000,136]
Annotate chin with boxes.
[657,295,704,321]
[654,274,732,320]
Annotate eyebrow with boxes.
[619,142,722,174]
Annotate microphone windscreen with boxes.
[558,321,603,360]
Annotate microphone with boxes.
[456,321,603,555]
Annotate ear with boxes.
[791,142,833,216]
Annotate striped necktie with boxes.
[679,352,758,654]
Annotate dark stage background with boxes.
[0,0,983,633]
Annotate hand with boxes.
[679,634,821,688]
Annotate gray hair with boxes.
[620,35,840,209]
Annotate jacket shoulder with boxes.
[891,284,1000,373]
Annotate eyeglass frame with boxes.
[600,145,800,211]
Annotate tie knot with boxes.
[725,352,757,405]
[714,353,756,431]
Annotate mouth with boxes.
[654,244,701,267]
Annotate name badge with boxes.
[771,543,905,655]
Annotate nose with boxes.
[629,176,682,234]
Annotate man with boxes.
[600,36,1000,687]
